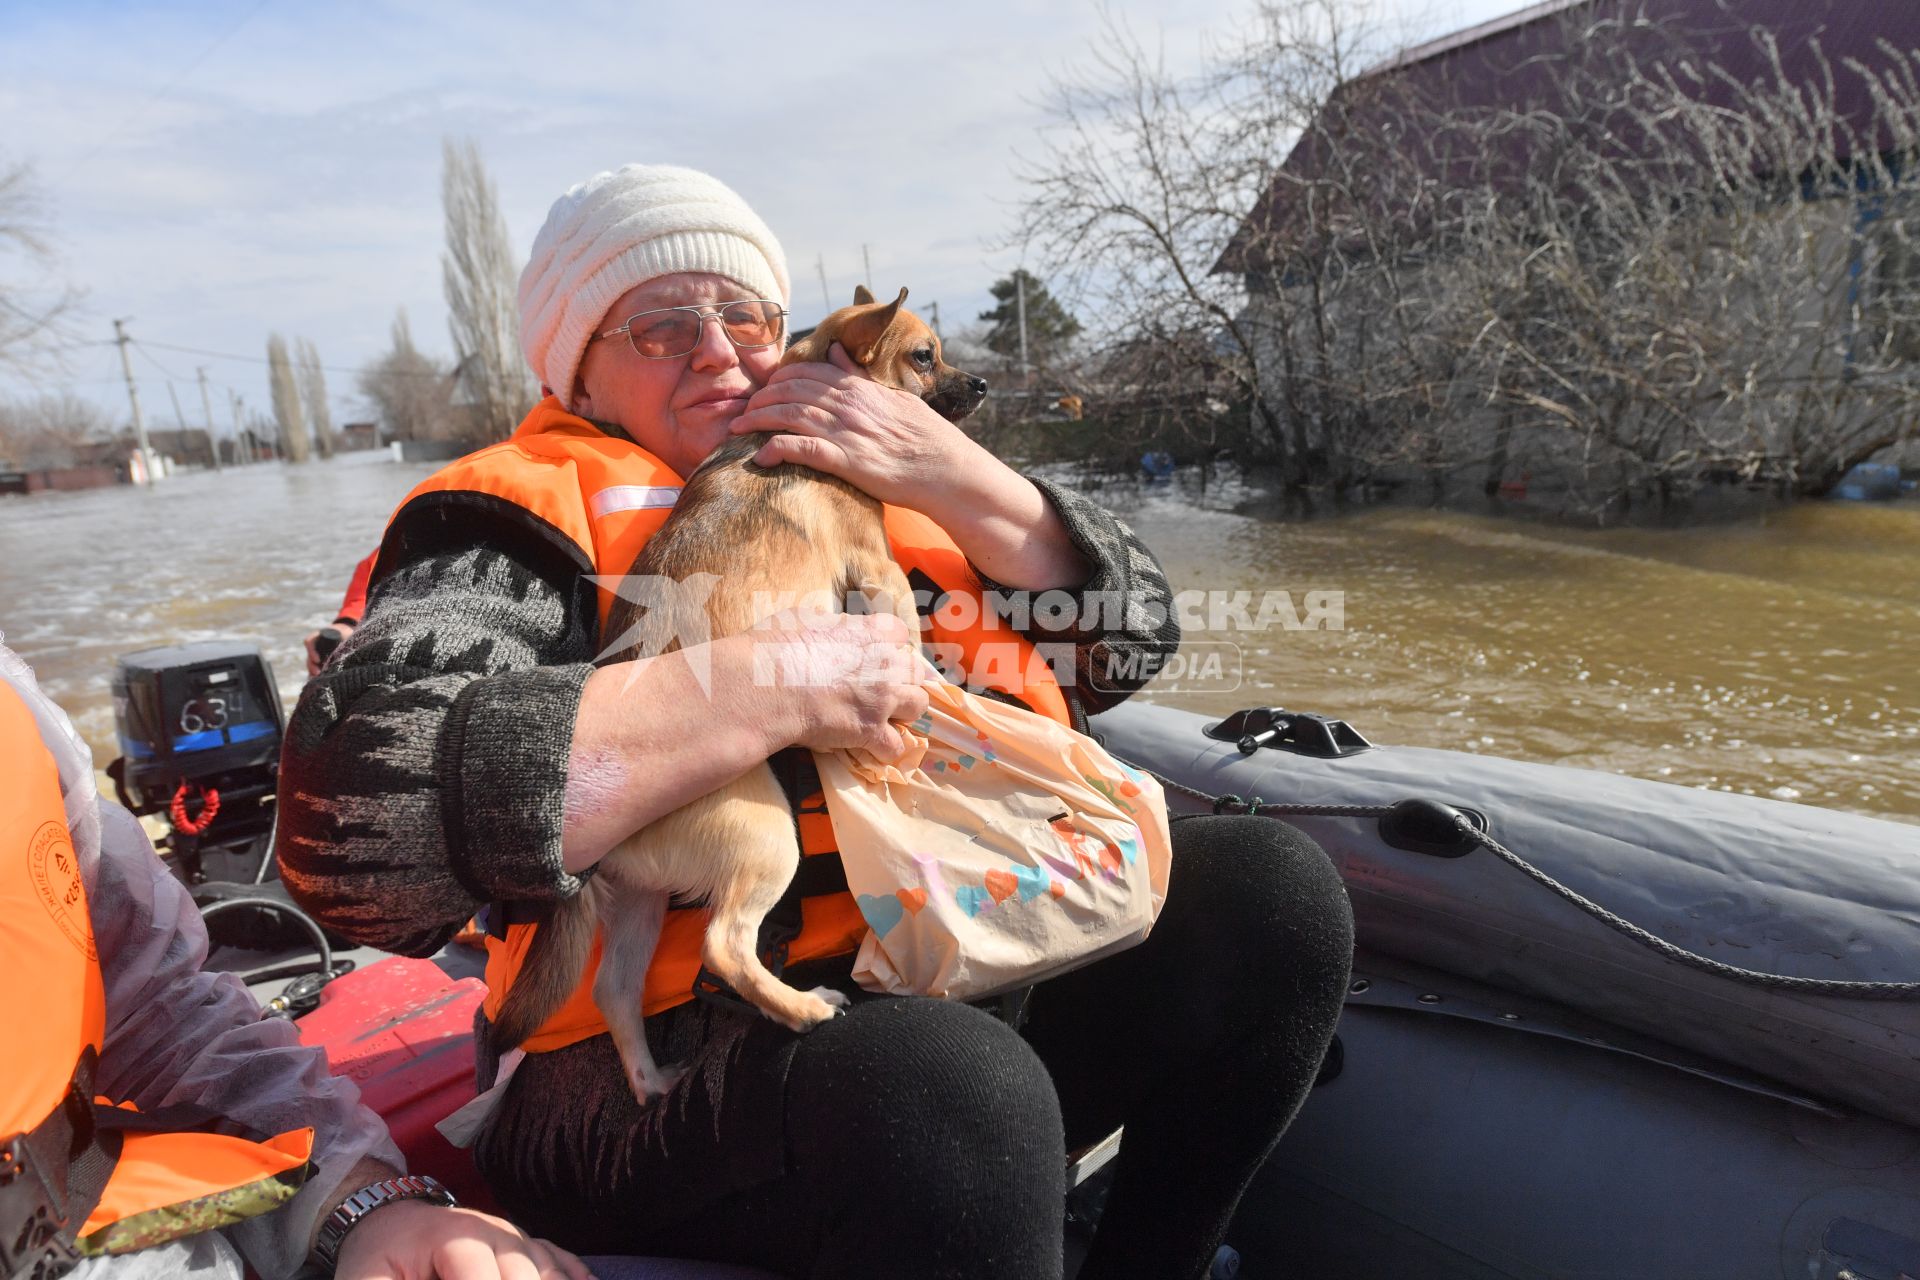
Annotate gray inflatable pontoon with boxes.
[1091,700,1920,1279]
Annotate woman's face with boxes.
[572,271,786,479]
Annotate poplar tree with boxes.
[442,137,534,441]
[266,333,310,463]
[295,337,333,458]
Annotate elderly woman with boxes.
[277,165,1352,1280]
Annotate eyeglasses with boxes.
[595,299,787,360]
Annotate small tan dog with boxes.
[490,286,987,1102]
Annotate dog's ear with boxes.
[837,287,908,366]
[852,284,876,305]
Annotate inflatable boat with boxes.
[118,643,1920,1277]
[1093,700,1920,1279]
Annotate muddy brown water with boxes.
[1,453,1914,825]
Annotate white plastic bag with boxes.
[816,676,1171,1000]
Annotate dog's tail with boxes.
[487,888,599,1055]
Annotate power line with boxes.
[138,337,450,378]
[55,0,274,178]
[133,340,182,380]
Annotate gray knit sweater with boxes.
[276,475,1178,954]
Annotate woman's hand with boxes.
[727,612,932,761]
[731,345,1091,591]
[304,622,354,676]
[561,614,932,872]
[331,1200,593,1280]
[731,343,976,512]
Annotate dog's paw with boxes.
[780,986,849,1031]
[628,1062,687,1105]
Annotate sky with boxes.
[1,0,1521,438]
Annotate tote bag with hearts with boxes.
[814,674,1172,1000]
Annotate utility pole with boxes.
[1015,270,1031,394]
[862,243,873,290]
[815,255,832,314]
[928,300,942,343]
[228,389,248,464]
[165,381,189,469]
[197,367,221,471]
[112,318,155,485]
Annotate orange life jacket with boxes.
[0,680,313,1275]
[381,398,1075,1050]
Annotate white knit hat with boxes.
[518,164,791,408]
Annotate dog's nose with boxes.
[969,376,988,397]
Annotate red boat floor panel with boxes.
[296,956,784,1277]
[297,955,496,1210]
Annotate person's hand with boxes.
[304,622,355,676]
[730,343,985,512]
[723,612,933,761]
[331,1199,593,1280]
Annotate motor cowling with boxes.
[110,642,284,883]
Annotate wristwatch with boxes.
[312,1174,457,1272]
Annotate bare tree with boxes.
[0,391,111,469]
[357,309,458,442]
[0,161,81,372]
[1393,18,1920,509]
[443,137,534,442]
[266,333,310,463]
[294,336,334,458]
[1015,2,1920,514]
[1010,1,1399,490]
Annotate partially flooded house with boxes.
[1217,0,1920,510]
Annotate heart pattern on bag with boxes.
[825,677,1170,999]
[952,862,1058,918]
[858,893,907,938]
[1013,862,1051,901]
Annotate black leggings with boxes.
[476,816,1353,1280]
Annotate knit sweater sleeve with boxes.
[972,475,1181,717]
[275,523,596,957]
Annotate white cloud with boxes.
[1,0,1519,428]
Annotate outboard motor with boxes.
[109,641,346,1007]
[109,641,284,886]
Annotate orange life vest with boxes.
[381,398,1075,1050]
[0,681,314,1275]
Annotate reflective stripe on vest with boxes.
[383,397,1074,1049]
[0,682,313,1273]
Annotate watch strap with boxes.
[312,1173,456,1272]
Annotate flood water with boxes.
[2,453,1915,825]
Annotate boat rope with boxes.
[169,779,221,836]
[1134,767,1920,1001]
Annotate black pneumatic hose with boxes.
[197,896,335,985]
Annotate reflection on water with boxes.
[0,453,435,781]
[1,454,1914,825]
[1088,471,1920,826]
